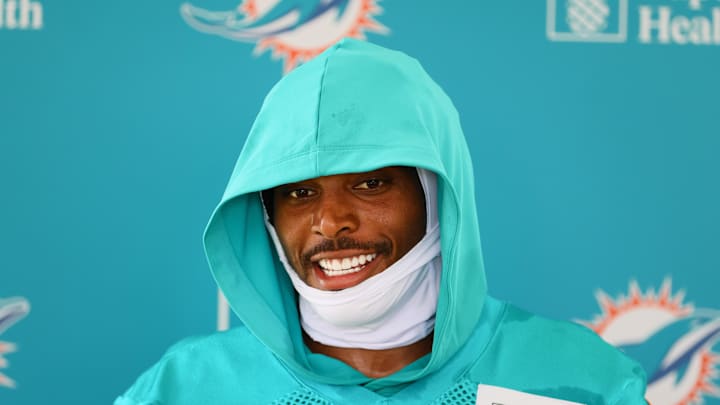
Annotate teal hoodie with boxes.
[116,39,647,404]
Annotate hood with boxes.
[203,38,487,389]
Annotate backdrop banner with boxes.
[1,1,718,404]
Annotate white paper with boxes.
[476,384,586,405]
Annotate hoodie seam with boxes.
[607,375,644,405]
[460,301,510,380]
[431,176,464,370]
[314,43,338,175]
[270,354,339,403]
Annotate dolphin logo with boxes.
[582,280,720,404]
[0,297,29,335]
[620,314,720,384]
[0,297,30,389]
[181,0,389,73]
[181,0,351,40]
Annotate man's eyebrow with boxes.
[275,180,311,189]
[272,182,318,197]
[354,168,391,177]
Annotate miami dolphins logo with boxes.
[581,279,720,404]
[180,0,389,73]
[0,297,30,389]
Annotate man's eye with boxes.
[288,188,315,199]
[355,179,384,190]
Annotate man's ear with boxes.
[261,189,275,225]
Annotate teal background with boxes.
[1,0,718,403]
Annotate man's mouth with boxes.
[316,254,378,277]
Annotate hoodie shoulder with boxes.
[115,327,304,405]
[467,303,647,405]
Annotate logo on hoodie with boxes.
[0,297,30,389]
[580,279,720,405]
[180,0,389,73]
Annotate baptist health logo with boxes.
[548,0,720,45]
[581,279,720,405]
[547,0,628,42]
[0,0,43,30]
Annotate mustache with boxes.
[301,237,391,266]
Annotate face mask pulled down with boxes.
[264,169,441,350]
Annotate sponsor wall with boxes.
[1,0,718,403]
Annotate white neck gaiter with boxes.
[264,169,441,350]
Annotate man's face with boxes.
[272,166,426,291]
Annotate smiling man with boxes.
[117,39,648,404]
[263,165,437,379]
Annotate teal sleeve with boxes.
[113,350,170,405]
[113,335,212,405]
[114,365,164,405]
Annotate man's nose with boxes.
[311,195,359,239]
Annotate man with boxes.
[117,39,647,404]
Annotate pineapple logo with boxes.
[547,0,628,42]
[580,279,720,405]
[181,0,389,74]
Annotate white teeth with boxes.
[317,254,378,276]
[323,267,361,276]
